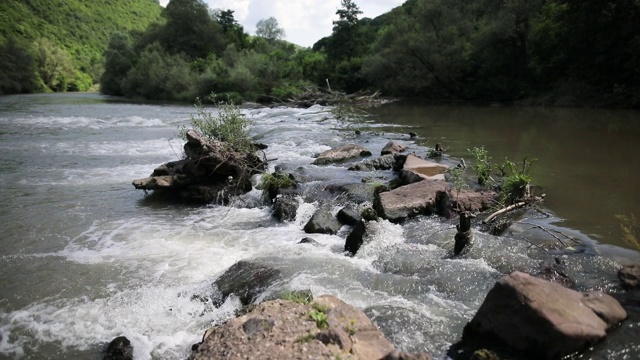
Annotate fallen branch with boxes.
[483,202,526,224]
[518,221,582,246]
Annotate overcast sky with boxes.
[158,0,405,47]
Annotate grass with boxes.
[279,290,313,305]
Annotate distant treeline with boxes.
[2,0,639,108]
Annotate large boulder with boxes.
[132,130,266,204]
[190,295,428,360]
[374,180,448,222]
[461,271,627,359]
[399,155,448,184]
[273,194,300,222]
[446,189,497,213]
[312,144,372,165]
[212,260,282,306]
[304,209,342,235]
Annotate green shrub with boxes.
[468,146,492,185]
[499,156,536,205]
[309,309,328,329]
[180,93,255,152]
[257,171,297,202]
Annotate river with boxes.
[0,93,638,359]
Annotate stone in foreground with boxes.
[462,271,627,359]
[190,295,431,360]
[312,144,372,165]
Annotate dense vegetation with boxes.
[3,0,639,108]
[0,0,161,94]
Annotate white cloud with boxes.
[160,0,405,47]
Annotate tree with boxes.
[100,33,137,96]
[212,9,249,49]
[161,0,225,59]
[33,38,76,92]
[256,17,285,42]
[0,37,41,94]
[327,0,364,61]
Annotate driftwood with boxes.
[454,212,475,255]
[483,202,527,224]
[270,85,387,109]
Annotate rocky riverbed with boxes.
[126,117,640,360]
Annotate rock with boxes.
[242,317,275,338]
[299,237,319,245]
[304,209,342,235]
[104,336,133,360]
[409,132,418,138]
[345,221,367,256]
[190,295,407,360]
[312,144,372,165]
[381,350,432,360]
[454,212,474,255]
[361,207,378,222]
[381,141,407,155]
[337,205,361,226]
[273,194,299,222]
[400,155,448,183]
[618,264,640,289]
[462,271,627,359]
[132,130,266,204]
[213,260,282,306]
[452,189,497,213]
[348,154,396,171]
[374,180,448,222]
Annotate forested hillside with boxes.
[0,0,162,94]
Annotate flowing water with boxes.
[0,93,638,360]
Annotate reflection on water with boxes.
[370,102,640,251]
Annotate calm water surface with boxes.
[0,93,638,359]
[372,102,640,253]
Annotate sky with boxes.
[158,0,405,47]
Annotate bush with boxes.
[468,146,492,185]
[499,156,536,205]
[181,93,255,152]
[257,171,297,202]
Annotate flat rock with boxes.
[312,144,372,165]
[374,180,448,222]
[450,189,497,212]
[462,271,627,359]
[400,155,448,183]
[348,154,396,171]
[618,264,640,289]
[190,295,412,360]
[381,141,407,155]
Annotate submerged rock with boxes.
[304,209,342,235]
[312,144,372,165]
[460,271,627,359]
[619,264,640,289]
[190,295,422,360]
[345,221,367,256]
[104,336,133,360]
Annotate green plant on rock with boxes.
[180,93,255,152]
[499,156,536,205]
[309,309,328,329]
[279,290,313,305]
[468,146,492,185]
[257,171,297,202]
[448,166,468,209]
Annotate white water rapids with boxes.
[0,93,637,360]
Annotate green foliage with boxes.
[279,290,313,305]
[33,38,76,92]
[257,171,297,201]
[309,309,329,329]
[468,147,492,185]
[615,213,640,251]
[447,166,469,205]
[499,156,536,205]
[294,334,316,344]
[181,94,255,152]
[101,33,137,96]
[256,17,285,42]
[0,0,162,93]
[0,37,41,94]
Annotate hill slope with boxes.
[0,0,162,82]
